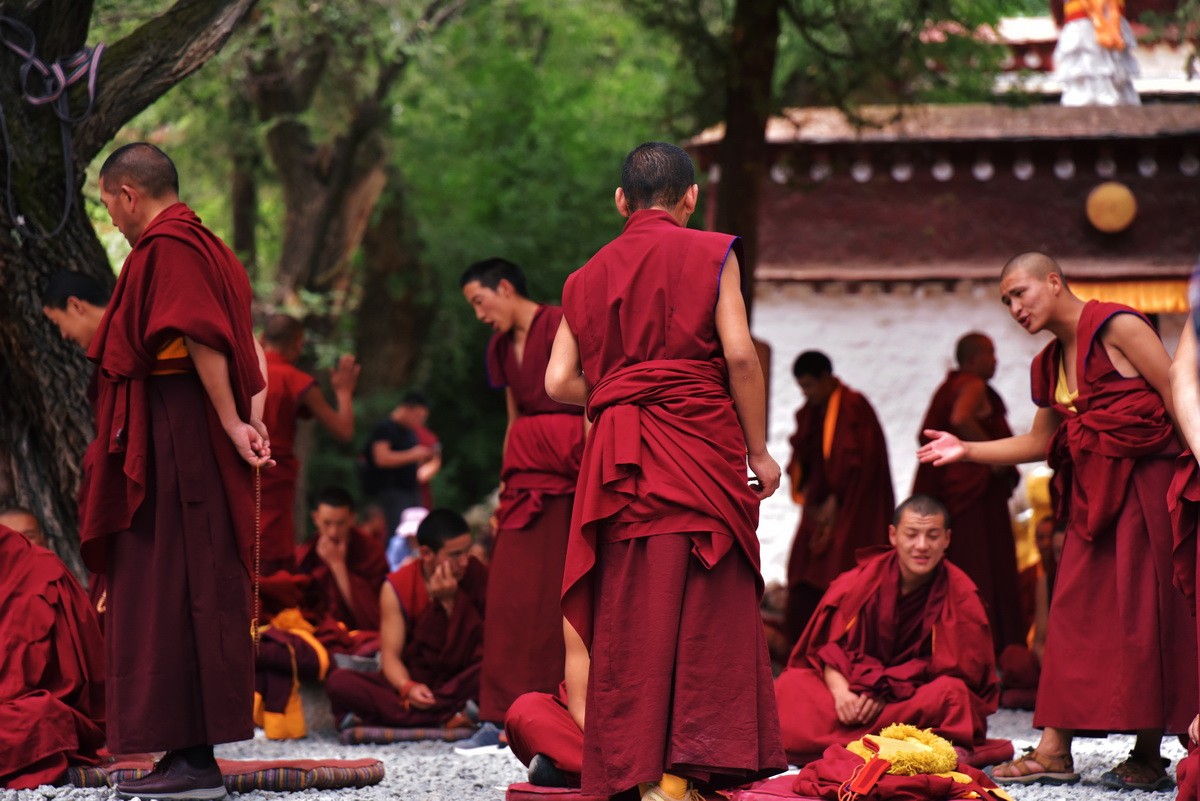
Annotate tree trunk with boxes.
[0,0,257,575]
[354,174,436,394]
[229,87,260,272]
[713,0,782,321]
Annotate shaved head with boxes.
[98,142,179,199]
[1001,252,1067,286]
[955,332,992,367]
[262,314,304,348]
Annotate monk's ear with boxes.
[887,524,898,548]
[682,184,698,215]
[615,188,630,218]
[66,296,86,315]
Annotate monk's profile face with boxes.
[99,176,140,245]
[795,373,837,406]
[424,532,473,581]
[0,511,47,549]
[43,299,98,348]
[311,503,354,547]
[888,510,950,590]
[1000,268,1060,335]
[462,279,517,334]
[965,340,997,380]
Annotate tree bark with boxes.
[713,0,782,321]
[354,174,436,394]
[0,0,257,575]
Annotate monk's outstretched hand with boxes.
[916,429,965,466]
[748,451,781,500]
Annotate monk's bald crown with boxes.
[99,142,179,199]
[1001,251,1064,283]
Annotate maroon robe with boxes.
[785,384,893,643]
[0,526,105,789]
[774,550,999,763]
[326,557,487,726]
[81,202,263,753]
[259,350,317,572]
[561,209,785,796]
[294,527,389,634]
[1031,300,1195,733]
[912,370,1023,652]
[506,686,584,784]
[479,305,584,723]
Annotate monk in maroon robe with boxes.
[81,143,271,800]
[546,142,785,801]
[774,495,1000,763]
[459,258,586,748]
[912,332,1023,652]
[326,509,485,727]
[259,314,359,574]
[293,487,389,636]
[785,351,893,644]
[920,252,1195,791]
[0,524,104,789]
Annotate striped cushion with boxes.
[66,758,385,791]
[340,725,476,744]
[505,783,608,801]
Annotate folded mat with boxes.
[506,783,609,801]
[340,725,475,744]
[68,757,385,792]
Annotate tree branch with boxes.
[75,0,258,165]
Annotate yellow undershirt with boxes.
[1055,358,1079,413]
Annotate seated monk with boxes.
[774,495,1001,764]
[505,619,589,787]
[293,486,390,639]
[325,508,486,728]
[0,523,105,789]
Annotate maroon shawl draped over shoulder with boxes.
[1031,301,1177,543]
[561,357,761,648]
[80,203,264,573]
[0,526,105,789]
[789,551,997,705]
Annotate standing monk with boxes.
[912,332,1023,652]
[546,141,785,801]
[81,143,271,800]
[457,258,586,752]
[785,351,893,644]
[919,252,1196,791]
[259,314,359,573]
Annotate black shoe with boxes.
[527,753,571,788]
[115,751,227,800]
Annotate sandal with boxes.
[1099,752,1174,792]
[990,747,1080,785]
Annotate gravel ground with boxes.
[6,707,1187,801]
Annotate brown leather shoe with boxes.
[115,751,227,800]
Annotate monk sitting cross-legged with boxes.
[325,508,487,728]
[774,495,1001,765]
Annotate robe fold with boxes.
[912,370,1023,651]
[81,202,262,753]
[0,526,105,790]
[774,550,999,763]
[1029,300,1195,733]
[561,209,785,796]
[294,527,389,634]
[785,384,893,643]
[505,687,584,783]
[326,557,487,726]
[259,350,317,572]
[479,304,584,723]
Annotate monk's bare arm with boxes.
[546,316,589,406]
[715,253,780,499]
[378,583,413,693]
[252,338,268,423]
[919,406,1060,466]
[1170,320,1200,454]
[305,354,359,442]
[948,378,991,441]
[564,618,589,731]
[187,337,272,467]
[1105,312,1178,423]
